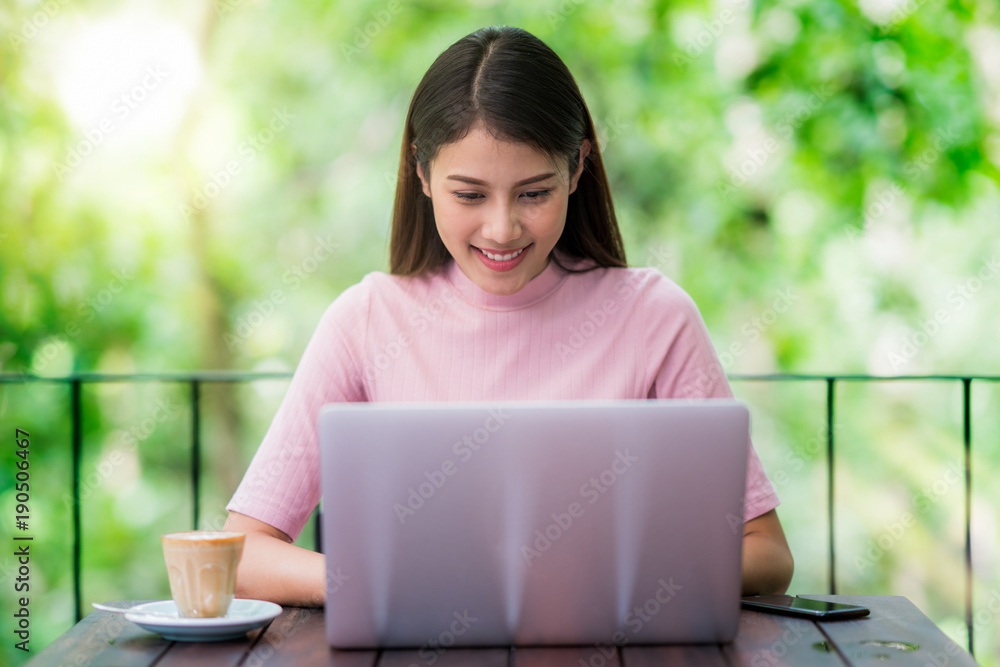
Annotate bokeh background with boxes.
[2,0,1000,664]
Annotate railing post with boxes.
[826,377,836,595]
[191,380,201,530]
[963,378,973,656]
[71,379,83,623]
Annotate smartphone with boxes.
[741,595,870,620]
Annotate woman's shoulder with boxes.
[358,267,448,297]
[562,261,695,308]
[324,268,447,312]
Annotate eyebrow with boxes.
[445,173,558,187]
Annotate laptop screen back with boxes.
[319,399,749,648]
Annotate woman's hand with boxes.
[741,509,794,595]
[224,511,326,607]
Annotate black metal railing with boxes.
[729,373,999,657]
[1,371,293,628]
[2,372,997,656]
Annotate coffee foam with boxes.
[163,531,243,541]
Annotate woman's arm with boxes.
[741,509,794,595]
[224,511,326,607]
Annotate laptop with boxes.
[318,399,749,648]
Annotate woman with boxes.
[224,25,793,606]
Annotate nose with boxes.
[480,201,521,246]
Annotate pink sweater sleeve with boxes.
[226,282,369,539]
[639,272,780,522]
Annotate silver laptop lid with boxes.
[320,399,749,648]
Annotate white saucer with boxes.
[124,599,283,641]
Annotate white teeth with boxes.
[482,247,524,261]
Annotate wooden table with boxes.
[26,595,979,666]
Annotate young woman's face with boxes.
[417,126,589,296]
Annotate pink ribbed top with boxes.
[227,255,779,539]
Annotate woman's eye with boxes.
[522,190,551,201]
[452,190,550,202]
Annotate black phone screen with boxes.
[741,595,870,619]
[786,598,856,612]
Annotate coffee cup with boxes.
[161,530,245,618]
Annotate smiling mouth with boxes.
[475,246,528,261]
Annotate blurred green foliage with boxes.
[1,0,1000,664]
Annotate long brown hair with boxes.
[389,26,627,276]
